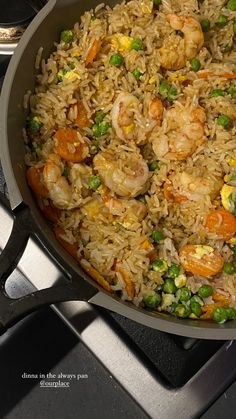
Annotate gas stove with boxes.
[1,4,236,419]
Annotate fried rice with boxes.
[24,0,236,323]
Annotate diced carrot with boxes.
[85,39,101,66]
[54,226,78,259]
[54,127,88,163]
[139,239,153,251]
[179,244,224,277]
[198,70,236,79]
[205,210,236,241]
[115,264,135,299]
[212,292,231,305]
[80,259,111,292]
[201,301,229,320]
[163,181,174,201]
[26,166,49,198]
[75,101,91,129]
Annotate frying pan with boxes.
[0,0,235,339]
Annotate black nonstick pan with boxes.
[0,0,235,339]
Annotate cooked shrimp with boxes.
[147,98,164,131]
[103,195,147,223]
[43,153,89,209]
[159,14,204,70]
[93,149,149,197]
[111,93,164,142]
[54,127,89,163]
[152,102,206,160]
[111,93,139,142]
[170,171,223,201]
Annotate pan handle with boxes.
[0,192,97,334]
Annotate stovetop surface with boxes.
[1,29,236,419]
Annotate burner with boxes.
[0,0,46,48]
[0,0,36,28]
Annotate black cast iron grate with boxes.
[106,311,225,388]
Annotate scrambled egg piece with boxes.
[82,198,105,220]
[174,274,187,288]
[161,293,176,310]
[226,157,236,168]
[123,123,135,135]
[64,70,81,81]
[168,74,186,83]
[140,0,153,14]
[193,245,214,260]
[111,33,132,53]
[221,184,235,211]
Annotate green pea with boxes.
[91,15,96,21]
[90,143,99,155]
[149,161,160,171]
[174,304,191,318]
[216,15,228,27]
[136,194,147,203]
[190,301,202,317]
[92,121,111,137]
[223,261,236,275]
[109,53,124,66]
[168,263,180,278]
[60,29,74,43]
[163,278,177,294]
[100,121,111,135]
[227,0,236,11]
[28,116,42,133]
[132,69,142,80]
[226,307,236,320]
[151,229,164,242]
[62,166,69,177]
[143,293,162,308]
[170,302,178,312]
[167,87,177,102]
[69,62,76,70]
[230,173,236,181]
[92,124,101,137]
[224,44,232,53]
[81,239,89,247]
[159,80,170,94]
[233,21,236,34]
[179,287,191,302]
[191,58,201,72]
[217,114,232,128]
[198,285,213,298]
[95,110,106,124]
[230,244,236,253]
[212,306,228,324]
[190,295,204,306]
[227,84,236,96]
[210,89,225,97]
[131,37,145,51]
[201,19,211,32]
[153,0,162,5]
[57,68,67,82]
[152,259,168,274]
[88,175,101,190]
